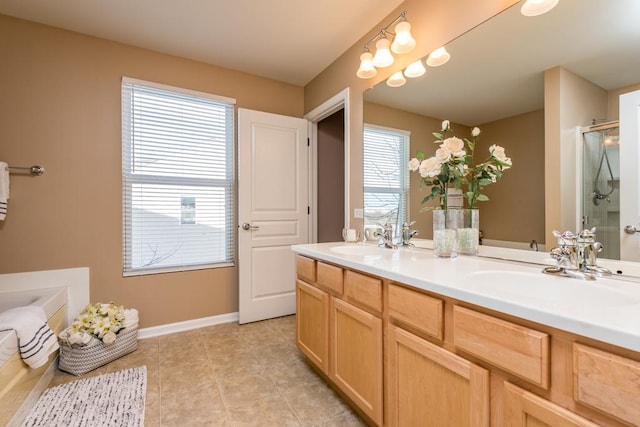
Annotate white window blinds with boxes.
[122,77,235,275]
[363,124,409,233]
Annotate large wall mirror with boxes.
[363,0,640,260]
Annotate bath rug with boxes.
[22,366,146,427]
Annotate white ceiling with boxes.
[364,0,640,126]
[0,0,404,86]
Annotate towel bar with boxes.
[6,165,45,176]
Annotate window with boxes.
[363,124,410,234]
[122,77,235,275]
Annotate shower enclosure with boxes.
[581,121,620,260]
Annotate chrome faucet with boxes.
[543,228,611,280]
[578,227,612,276]
[401,221,419,247]
[375,223,397,249]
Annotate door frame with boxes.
[304,88,351,243]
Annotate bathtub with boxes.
[0,267,87,426]
[0,286,67,369]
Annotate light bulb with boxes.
[391,21,416,54]
[387,71,406,87]
[426,46,451,67]
[356,51,377,79]
[404,60,426,78]
[372,38,394,68]
[520,0,559,16]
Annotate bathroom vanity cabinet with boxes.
[296,256,383,425]
[293,246,640,427]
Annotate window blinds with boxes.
[363,124,410,231]
[122,78,235,275]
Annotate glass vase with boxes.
[457,209,480,255]
[432,209,462,258]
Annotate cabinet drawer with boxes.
[388,283,443,341]
[344,270,382,314]
[296,255,316,283]
[503,382,598,427]
[453,306,549,389]
[573,343,640,425]
[317,262,344,294]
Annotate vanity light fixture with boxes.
[404,60,426,78]
[356,51,377,79]
[520,0,559,16]
[356,11,416,78]
[426,46,451,67]
[387,71,407,87]
[391,21,416,54]
[372,37,395,68]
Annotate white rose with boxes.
[440,137,466,158]
[435,148,451,163]
[472,127,481,137]
[490,144,512,167]
[419,157,442,178]
[408,158,420,172]
[102,331,117,345]
[441,120,450,131]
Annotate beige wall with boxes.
[477,110,545,243]
[0,15,303,327]
[544,67,607,246]
[365,102,545,244]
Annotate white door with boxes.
[238,108,309,323]
[620,89,640,261]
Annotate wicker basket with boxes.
[58,327,138,376]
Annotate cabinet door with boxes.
[330,297,383,426]
[387,324,490,427]
[296,280,329,374]
[504,382,599,427]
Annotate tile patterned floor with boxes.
[48,315,367,426]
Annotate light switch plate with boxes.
[354,208,364,218]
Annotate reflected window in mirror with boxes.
[363,125,409,235]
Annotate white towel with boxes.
[0,306,60,369]
[122,308,139,329]
[0,161,8,221]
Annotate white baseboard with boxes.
[137,311,239,339]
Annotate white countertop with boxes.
[292,241,640,352]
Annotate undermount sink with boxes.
[330,245,384,257]
[466,270,639,309]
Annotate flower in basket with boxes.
[408,120,512,210]
[59,302,126,345]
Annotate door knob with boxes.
[624,225,639,234]
[241,223,260,231]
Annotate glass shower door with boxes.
[582,122,620,260]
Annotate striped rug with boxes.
[22,366,146,427]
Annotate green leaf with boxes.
[432,132,443,140]
[476,194,489,201]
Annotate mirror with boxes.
[363,0,640,256]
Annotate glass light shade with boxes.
[356,51,377,79]
[386,71,406,87]
[404,60,426,78]
[426,46,451,67]
[521,0,559,16]
[372,38,394,68]
[391,21,416,54]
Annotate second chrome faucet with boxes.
[544,228,611,280]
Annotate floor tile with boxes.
[44,315,364,426]
[227,394,301,426]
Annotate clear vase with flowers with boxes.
[409,120,512,256]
